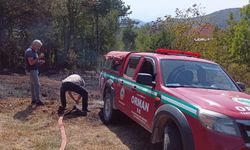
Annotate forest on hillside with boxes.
[0,1,250,86]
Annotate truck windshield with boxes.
[161,59,239,91]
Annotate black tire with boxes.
[163,124,182,150]
[103,92,115,123]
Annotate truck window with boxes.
[103,59,112,70]
[103,59,122,72]
[111,60,122,71]
[138,58,156,81]
[161,59,238,91]
[125,56,140,77]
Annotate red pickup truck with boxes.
[99,49,250,150]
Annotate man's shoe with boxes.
[36,101,44,106]
[77,110,87,116]
[81,111,87,116]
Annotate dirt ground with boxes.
[0,73,161,150]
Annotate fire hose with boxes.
[58,116,67,150]
[57,105,83,150]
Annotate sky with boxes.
[123,0,249,22]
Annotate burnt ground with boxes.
[0,73,161,150]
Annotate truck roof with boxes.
[133,52,217,64]
[104,51,131,61]
[104,50,216,65]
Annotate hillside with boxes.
[198,8,241,28]
[134,8,241,28]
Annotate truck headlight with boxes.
[198,109,240,136]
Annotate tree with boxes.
[134,24,152,51]
[83,0,130,53]
[121,18,137,51]
[0,0,53,70]
[170,4,205,51]
[0,0,131,72]
[241,4,250,22]
[229,19,250,65]
[229,4,250,66]
[135,17,174,51]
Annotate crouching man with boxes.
[59,74,88,115]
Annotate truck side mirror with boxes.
[236,82,246,92]
[136,73,155,87]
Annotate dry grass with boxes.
[0,74,161,150]
[246,88,250,94]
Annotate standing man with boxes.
[25,39,45,106]
[59,74,89,114]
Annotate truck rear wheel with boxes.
[103,92,115,123]
[163,124,182,150]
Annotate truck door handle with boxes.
[132,86,137,91]
[119,80,124,85]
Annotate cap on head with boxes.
[31,39,43,50]
[32,39,43,46]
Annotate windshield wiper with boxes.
[166,84,200,88]
[167,84,230,90]
[166,84,228,90]
[203,87,229,91]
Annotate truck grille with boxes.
[236,120,250,144]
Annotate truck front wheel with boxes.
[163,123,182,150]
[103,92,114,123]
